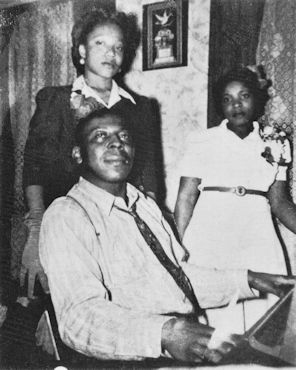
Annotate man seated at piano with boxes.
[39,104,295,363]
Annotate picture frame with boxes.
[142,0,188,71]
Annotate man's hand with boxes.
[161,317,242,363]
[248,270,295,297]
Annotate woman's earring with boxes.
[80,58,85,65]
[75,154,82,164]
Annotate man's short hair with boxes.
[75,103,137,149]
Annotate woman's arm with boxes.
[20,185,48,298]
[268,179,296,234]
[174,177,201,241]
[131,96,163,203]
[25,184,45,210]
[23,87,61,192]
[22,87,59,297]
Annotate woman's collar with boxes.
[71,75,136,106]
[221,119,259,132]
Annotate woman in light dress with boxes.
[175,66,296,333]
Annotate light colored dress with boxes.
[180,119,291,333]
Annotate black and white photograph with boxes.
[0,0,296,369]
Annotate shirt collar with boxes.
[220,119,259,138]
[73,177,139,216]
[71,75,136,107]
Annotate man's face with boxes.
[76,114,135,193]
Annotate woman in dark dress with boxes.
[21,8,163,298]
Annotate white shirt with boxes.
[39,178,254,360]
[181,120,291,191]
[71,75,136,108]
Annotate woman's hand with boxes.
[21,185,48,298]
[20,213,49,298]
[248,270,295,297]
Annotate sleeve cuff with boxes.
[127,315,175,359]
[234,269,256,300]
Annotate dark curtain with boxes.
[0,7,23,304]
[207,0,265,128]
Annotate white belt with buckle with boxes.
[202,186,267,197]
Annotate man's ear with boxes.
[78,44,86,59]
[72,146,83,164]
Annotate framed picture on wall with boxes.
[142,0,188,71]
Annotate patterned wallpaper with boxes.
[256,0,296,272]
[117,0,210,209]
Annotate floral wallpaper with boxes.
[117,0,210,209]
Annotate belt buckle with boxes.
[235,186,246,196]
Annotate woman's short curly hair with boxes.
[71,8,141,76]
[213,66,271,120]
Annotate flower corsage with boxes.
[260,124,291,166]
[70,90,105,120]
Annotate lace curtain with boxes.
[256,0,296,272]
[9,1,75,279]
